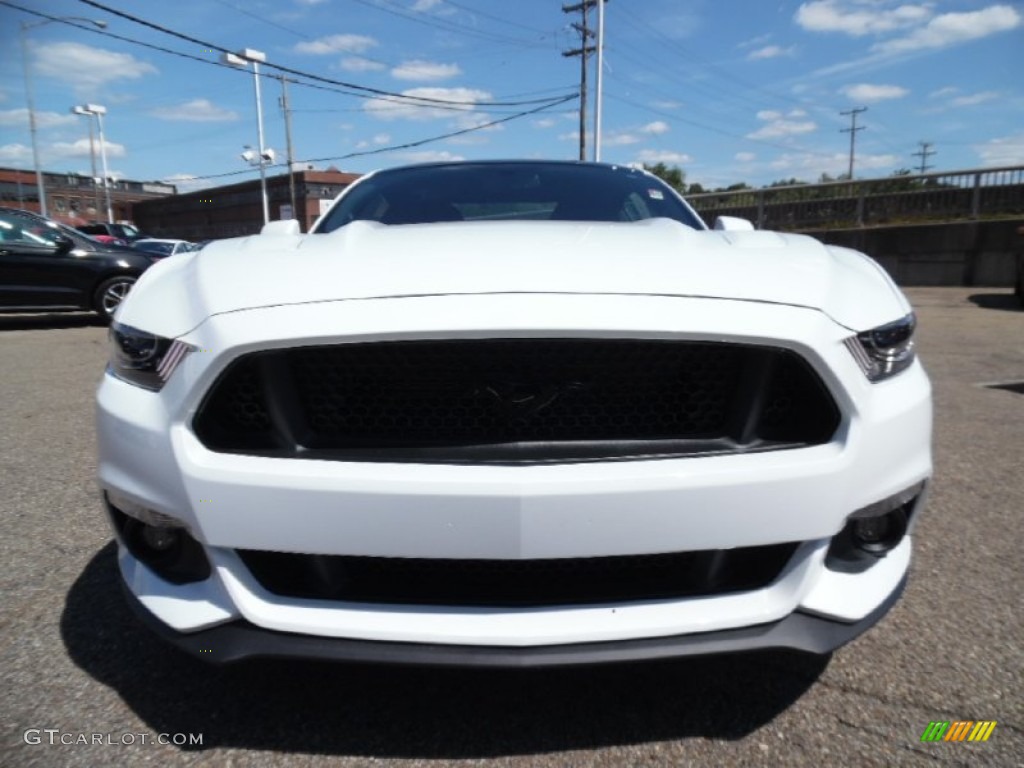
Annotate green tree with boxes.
[642,163,686,193]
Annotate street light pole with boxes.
[594,0,607,162]
[223,48,270,225]
[71,106,100,216]
[93,107,113,223]
[252,57,270,225]
[19,22,46,217]
[74,104,113,223]
[19,17,107,219]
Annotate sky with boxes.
[0,0,1021,192]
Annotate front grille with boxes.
[193,339,840,463]
[237,544,800,607]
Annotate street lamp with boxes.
[72,104,113,223]
[222,48,271,224]
[20,16,107,217]
[70,106,100,216]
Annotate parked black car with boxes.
[0,207,157,322]
[77,221,150,243]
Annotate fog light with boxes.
[852,511,905,554]
[141,524,179,552]
[826,482,924,572]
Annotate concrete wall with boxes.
[802,219,1023,286]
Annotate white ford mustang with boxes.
[97,160,931,666]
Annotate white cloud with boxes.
[748,45,795,60]
[795,1,932,36]
[769,151,899,175]
[748,120,817,140]
[634,149,693,165]
[160,173,215,193]
[391,60,462,82]
[651,100,682,110]
[339,57,386,72]
[400,150,465,163]
[928,86,959,99]
[295,34,378,55]
[295,0,328,5]
[0,108,77,129]
[973,132,1024,166]
[748,109,818,140]
[839,83,909,102]
[735,152,757,162]
[33,43,156,93]
[364,87,492,121]
[872,4,1021,54]
[603,133,641,147]
[411,0,444,10]
[738,33,773,49]
[150,99,238,122]
[640,121,670,135]
[951,91,999,107]
[48,138,126,160]
[533,118,556,128]
[0,143,32,163]
[356,133,394,149]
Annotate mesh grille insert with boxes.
[193,339,839,463]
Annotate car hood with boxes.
[122,218,909,337]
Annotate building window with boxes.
[53,197,67,212]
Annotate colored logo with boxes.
[921,721,997,742]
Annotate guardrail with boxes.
[687,165,1024,230]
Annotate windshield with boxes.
[315,162,706,232]
[112,224,141,239]
[134,241,175,255]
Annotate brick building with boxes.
[131,169,361,241]
[0,166,176,226]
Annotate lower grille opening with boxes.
[237,544,801,607]
[193,339,840,464]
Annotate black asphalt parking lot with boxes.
[2,287,1021,767]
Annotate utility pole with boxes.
[562,0,596,161]
[840,106,867,179]
[912,141,935,175]
[279,75,298,224]
[593,0,607,162]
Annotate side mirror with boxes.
[713,216,755,231]
[260,219,301,236]
[53,234,75,255]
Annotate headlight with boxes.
[844,313,916,381]
[108,322,193,391]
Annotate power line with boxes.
[606,92,839,159]
[73,0,573,108]
[180,93,578,182]
[440,0,556,35]
[345,0,548,48]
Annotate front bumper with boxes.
[97,294,932,659]
[122,574,908,667]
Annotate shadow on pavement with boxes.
[967,292,1024,312]
[0,312,104,331]
[63,543,828,758]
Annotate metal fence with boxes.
[687,165,1024,230]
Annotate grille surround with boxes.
[193,338,840,464]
